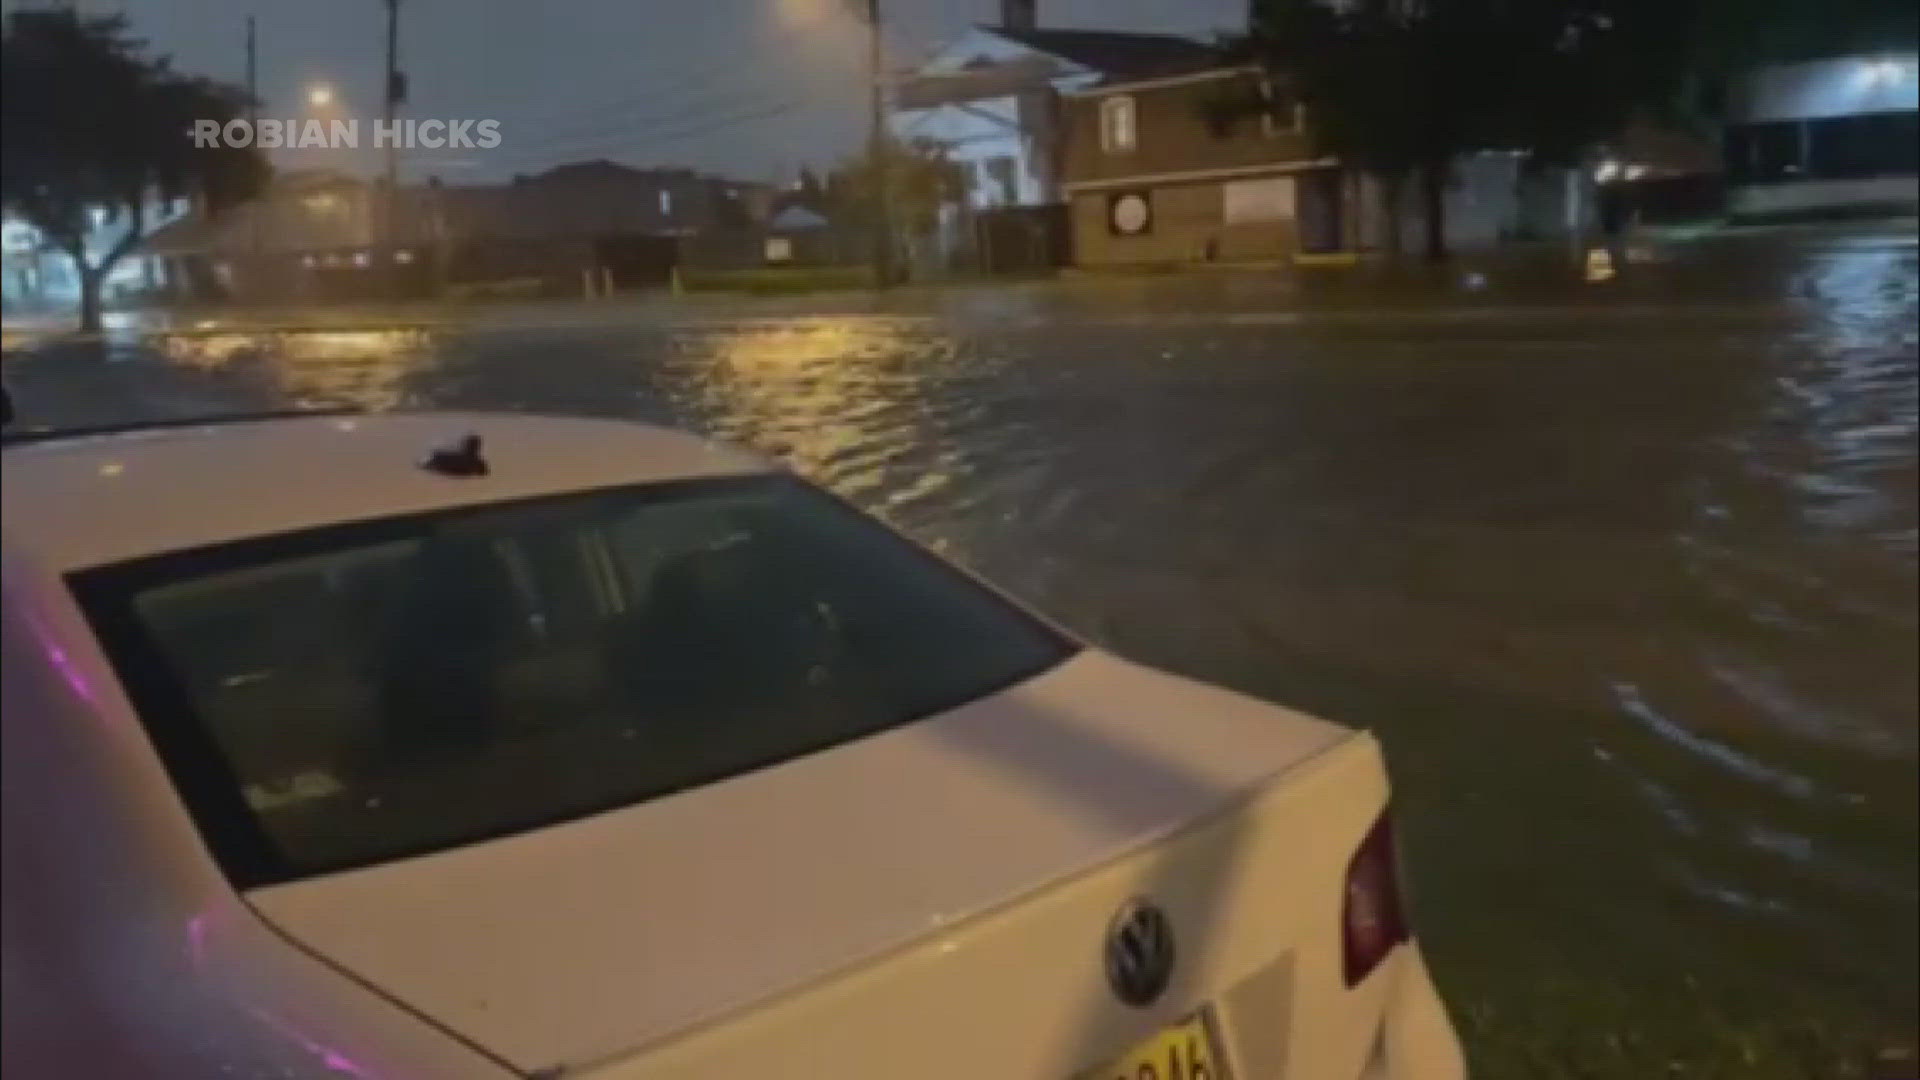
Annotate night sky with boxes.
[26,0,1242,184]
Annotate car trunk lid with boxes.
[246,650,1356,1075]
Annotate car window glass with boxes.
[82,476,1073,885]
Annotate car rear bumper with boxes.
[1361,943,1465,1080]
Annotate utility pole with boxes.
[245,16,257,128]
[381,0,403,294]
[865,0,893,286]
[245,16,261,265]
[244,16,257,138]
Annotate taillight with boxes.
[1342,807,1409,986]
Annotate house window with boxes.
[1259,77,1303,137]
[1100,95,1137,153]
[658,189,673,218]
[985,156,1019,205]
[1727,112,1920,184]
[1223,176,1297,223]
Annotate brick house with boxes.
[1060,65,1356,267]
[1060,63,1614,267]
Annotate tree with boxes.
[1239,0,1700,261]
[794,167,828,211]
[825,137,966,277]
[2,11,266,331]
[1240,0,1497,261]
[1236,3,1423,255]
[1694,0,1916,71]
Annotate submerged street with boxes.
[8,224,1916,1076]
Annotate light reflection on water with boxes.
[664,317,997,547]
[157,328,434,411]
[1601,247,1915,956]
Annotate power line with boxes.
[481,4,857,133]
[482,100,804,167]
[402,3,875,176]
[495,82,798,153]
[488,95,798,160]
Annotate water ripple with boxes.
[1610,681,1822,799]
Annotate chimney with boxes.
[1000,0,1035,30]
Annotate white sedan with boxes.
[1,411,1465,1080]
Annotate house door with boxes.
[1296,168,1346,254]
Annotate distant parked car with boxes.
[2,410,1464,1079]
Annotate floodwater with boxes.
[6,225,1916,1075]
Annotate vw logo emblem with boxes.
[1105,898,1176,1008]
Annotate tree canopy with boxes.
[2,10,266,329]
[1237,0,1729,259]
[826,137,967,240]
[826,136,966,280]
[1692,0,1917,71]
[1241,0,1917,260]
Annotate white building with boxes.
[1725,53,1919,219]
[888,3,1219,216]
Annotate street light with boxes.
[1861,58,1909,88]
[306,83,336,109]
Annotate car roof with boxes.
[2,411,771,573]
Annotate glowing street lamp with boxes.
[306,83,336,109]
[1861,58,1908,87]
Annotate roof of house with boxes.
[978,26,1222,81]
[139,212,224,256]
[769,205,829,231]
[516,159,698,185]
[895,56,1061,110]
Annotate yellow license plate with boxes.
[1082,1013,1226,1080]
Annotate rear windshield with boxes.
[72,475,1073,887]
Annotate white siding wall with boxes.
[892,98,1035,208]
[888,27,1099,209]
